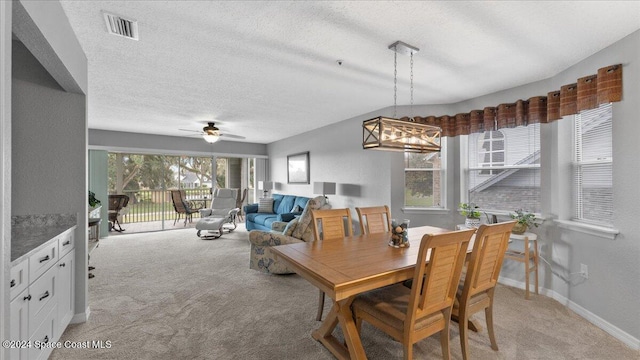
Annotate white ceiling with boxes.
[59,1,640,144]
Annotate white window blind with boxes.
[574,103,613,226]
[467,124,540,213]
[404,139,446,208]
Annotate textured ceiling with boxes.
[59,1,640,144]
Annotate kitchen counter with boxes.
[11,213,77,264]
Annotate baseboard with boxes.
[71,306,90,324]
[498,276,640,350]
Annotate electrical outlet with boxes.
[580,263,588,279]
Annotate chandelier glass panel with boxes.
[362,41,441,153]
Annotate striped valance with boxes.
[399,64,623,137]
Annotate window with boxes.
[404,139,446,208]
[574,103,613,226]
[467,124,540,213]
[478,130,505,175]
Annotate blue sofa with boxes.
[244,194,311,231]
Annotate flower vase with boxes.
[465,217,481,228]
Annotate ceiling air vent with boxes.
[103,12,139,40]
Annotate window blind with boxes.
[468,124,540,213]
[574,103,613,225]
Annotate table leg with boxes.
[313,297,367,360]
[524,237,530,300]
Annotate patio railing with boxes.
[116,188,212,224]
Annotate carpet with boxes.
[50,227,638,359]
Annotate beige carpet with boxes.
[50,227,638,360]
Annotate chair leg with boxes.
[316,290,325,321]
[486,293,498,350]
[403,343,414,360]
[440,326,451,360]
[459,311,470,360]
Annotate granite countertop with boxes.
[11,213,77,265]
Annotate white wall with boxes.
[267,30,640,346]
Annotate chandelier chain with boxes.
[410,51,414,121]
[393,48,397,119]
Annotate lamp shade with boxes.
[258,181,273,191]
[314,182,336,196]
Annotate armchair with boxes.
[249,195,330,274]
[196,188,240,239]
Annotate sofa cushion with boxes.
[272,194,285,213]
[248,213,277,226]
[258,198,274,213]
[293,197,310,212]
[276,195,296,214]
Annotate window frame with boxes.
[403,138,447,210]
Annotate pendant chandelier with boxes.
[362,41,441,153]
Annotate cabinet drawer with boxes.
[29,240,58,281]
[29,304,57,360]
[59,230,75,257]
[28,266,57,332]
[10,259,28,301]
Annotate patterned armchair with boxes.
[249,195,330,274]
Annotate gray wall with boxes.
[0,2,11,359]
[5,0,90,341]
[89,129,268,158]
[267,30,640,344]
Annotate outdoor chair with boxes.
[108,194,129,232]
[170,190,198,226]
[196,188,240,239]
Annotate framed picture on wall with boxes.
[287,152,310,184]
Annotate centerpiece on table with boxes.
[459,202,482,228]
[510,209,538,234]
[389,219,410,248]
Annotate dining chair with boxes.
[352,228,475,360]
[356,205,392,234]
[452,221,515,360]
[311,208,353,321]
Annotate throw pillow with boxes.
[258,198,274,213]
[283,217,299,236]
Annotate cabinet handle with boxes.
[59,263,66,267]
[43,335,49,343]
[39,255,50,263]
[23,294,31,301]
[63,240,71,246]
[10,279,15,287]
[39,291,49,301]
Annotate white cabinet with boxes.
[8,227,76,360]
[57,250,75,333]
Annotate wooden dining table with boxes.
[271,225,473,360]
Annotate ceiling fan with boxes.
[179,122,246,143]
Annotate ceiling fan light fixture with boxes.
[202,133,220,143]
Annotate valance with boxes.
[400,64,622,137]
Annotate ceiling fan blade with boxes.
[220,133,246,140]
[179,128,202,133]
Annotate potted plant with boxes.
[510,209,538,234]
[89,191,102,216]
[459,202,482,228]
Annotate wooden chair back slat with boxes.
[356,206,392,235]
[408,229,475,326]
[311,208,353,241]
